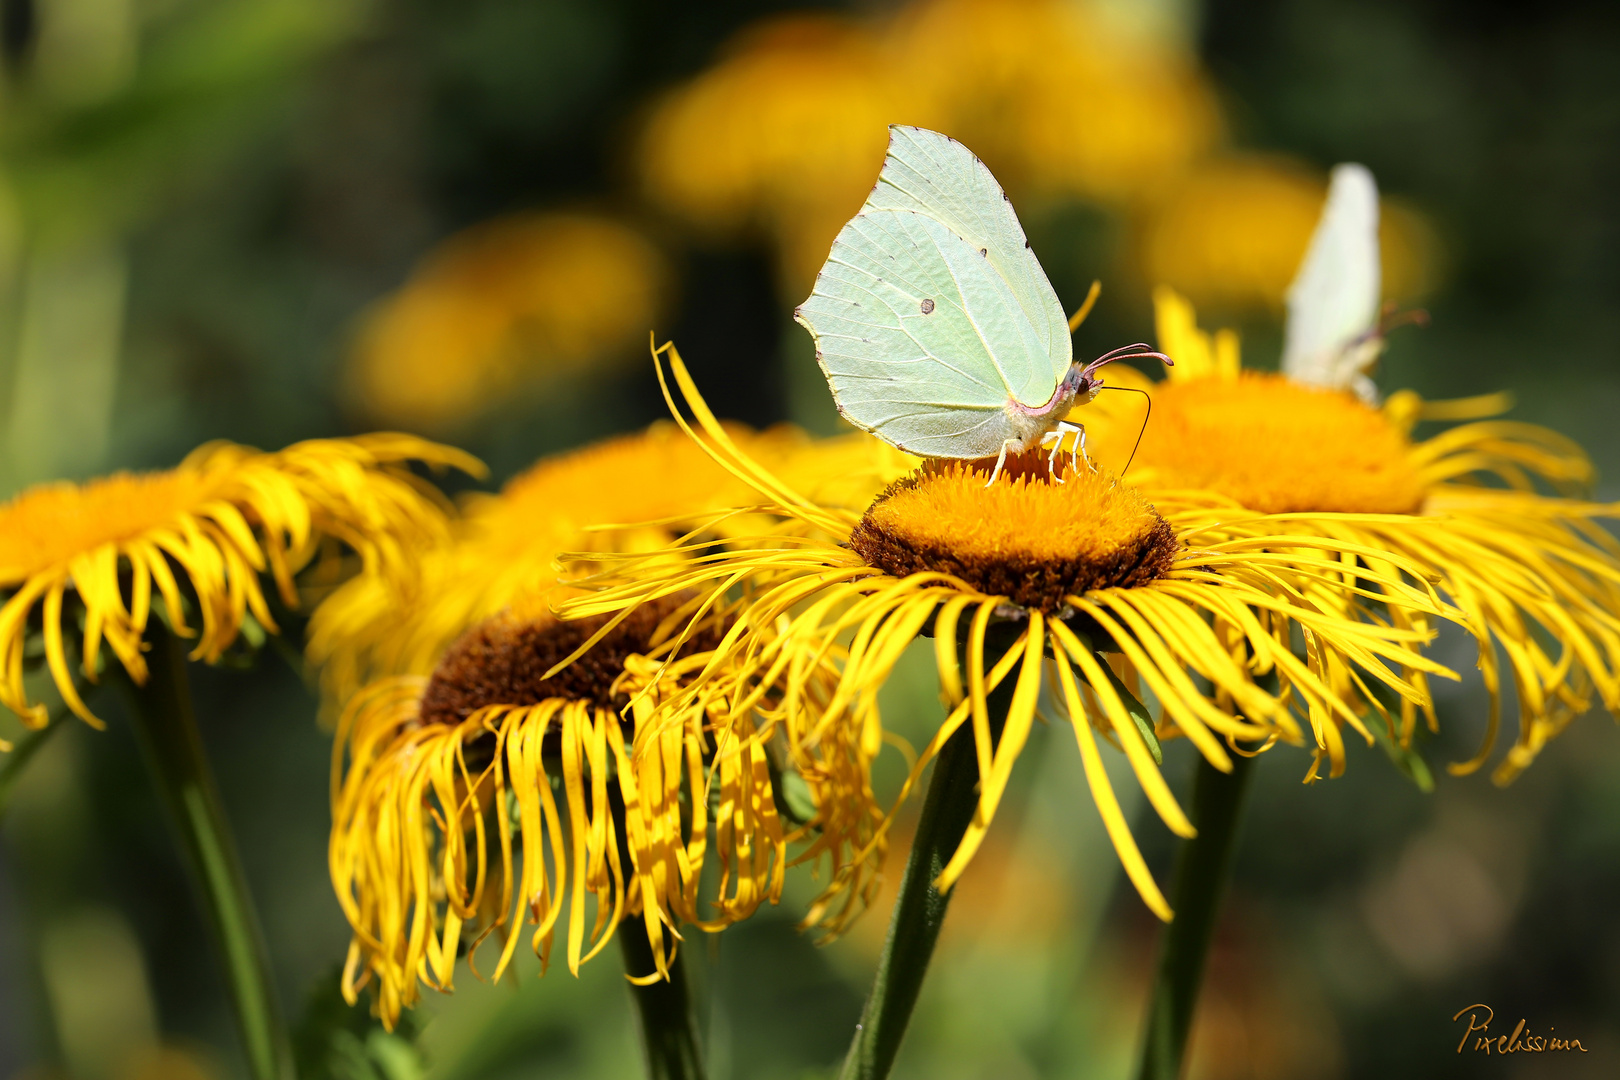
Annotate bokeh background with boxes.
[1,0,1618,1077]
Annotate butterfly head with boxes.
[1070,343,1173,404]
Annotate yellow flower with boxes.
[888,0,1221,204]
[1140,157,1438,311]
[1081,289,1620,782]
[636,14,904,296]
[0,435,475,731]
[556,344,1456,921]
[347,212,669,432]
[331,587,878,1029]
[307,420,904,709]
[637,16,898,236]
[636,1,1222,296]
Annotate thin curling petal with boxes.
[0,436,470,728]
[554,353,1448,922]
[306,415,892,714]
[1080,290,1620,783]
[1051,643,1172,920]
[329,590,852,1028]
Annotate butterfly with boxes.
[795,125,1169,485]
[1281,163,1387,402]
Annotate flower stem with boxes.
[618,917,707,1080]
[837,665,1017,1080]
[1135,751,1256,1080]
[612,790,707,1080]
[120,624,290,1080]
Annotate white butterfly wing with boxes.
[1281,163,1382,393]
[861,125,1073,405]
[797,208,1049,459]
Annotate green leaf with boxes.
[765,747,816,827]
[293,964,426,1080]
[778,762,818,826]
[1094,657,1162,766]
[1057,623,1162,766]
[1366,721,1434,793]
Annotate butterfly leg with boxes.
[1040,428,1067,483]
[985,440,1015,487]
[1045,420,1089,477]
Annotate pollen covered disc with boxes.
[0,470,216,582]
[1087,372,1427,514]
[848,454,1179,612]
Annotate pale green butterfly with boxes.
[795,125,1170,485]
[1281,163,1386,402]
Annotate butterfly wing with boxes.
[796,126,1073,459]
[797,208,1050,459]
[1281,163,1382,396]
[862,125,1072,405]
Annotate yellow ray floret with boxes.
[331,592,883,1028]
[553,342,1457,922]
[307,420,906,709]
[0,435,475,731]
[1077,287,1620,783]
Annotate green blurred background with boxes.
[1,0,1618,1077]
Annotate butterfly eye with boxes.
[920,299,936,315]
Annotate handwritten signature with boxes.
[1453,1004,1587,1054]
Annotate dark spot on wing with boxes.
[920,298,935,315]
[979,248,988,257]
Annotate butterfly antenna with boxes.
[1097,385,1152,476]
[1082,343,1174,380]
[1379,303,1430,335]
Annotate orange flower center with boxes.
[848,454,1178,612]
[1097,372,1426,514]
[0,469,217,584]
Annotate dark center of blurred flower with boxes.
[419,594,706,724]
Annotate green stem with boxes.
[119,624,290,1080]
[1135,751,1256,1080]
[612,790,706,1080]
[837,668,1017,1080]
[618,913,707,1080]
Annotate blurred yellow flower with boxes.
[308,418,902,708]
[1140,157,1438,311]
[333,592,870,1029]
[638,16,898,235]
[347,212,669,431]
[328,595,771,1029]
[888,0,1220,203]
[637,1,1222,297]
[1081,290,1620,782]
[327,427,900,1025]
[0,435,473,730]
[637,15,904,292]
